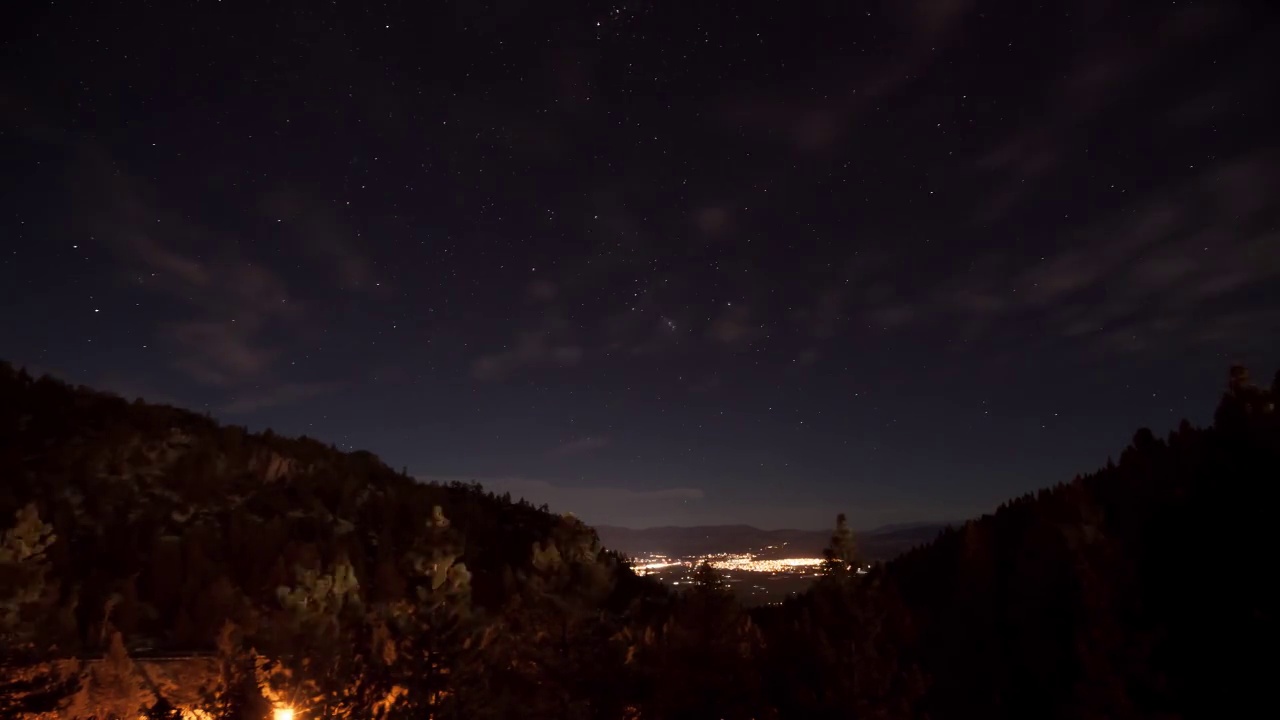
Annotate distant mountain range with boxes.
[594,521,950,562]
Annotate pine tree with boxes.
[820,513,859,580]
[691,560,730,595]
[63,630,149,719]
[0,503,58,637]
[379,505,477,718]
[0,503,81,716]
[259,554,374,718]
[639,561,763,720]
[197,621,271,720]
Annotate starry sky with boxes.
[3,1,1278,530]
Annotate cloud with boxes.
[706,304,763,346]
[795,348,820,367]
[863,0,975,96]
[93,164,305,389]
[692,205,732,237]
[219,381,344,415]
[471,313,583,381]
[547,436,611,458]
[167,320,280,387]
[973,3,1255,223]
[60,142,343,413]
[260,186,381,292]
[864,303,916,329]
[924,151,1280,358]
[527,279,559,301]
[719,0,975,154]
[800,287,846,339]
[788,145,1280,369]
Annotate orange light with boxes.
[273,709,295,720]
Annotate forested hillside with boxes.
[755,365,1278,719]
[0,361,665,718]
[1,361,1275,719]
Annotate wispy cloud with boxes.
[973,2,1256,224]
[167,320,281,387]
[527,278,559,301]
[706,304,763,347]
[471,312,583,381]
[71,143,342,412]
[260,186,382,293]
[219,381,344,415]
[547,436,610,458]
[720,0,975,153]
[796,287,847,339]
[96,164,303,389]
[899,151,1280,359]
[692,205,732,238]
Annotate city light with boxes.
[710,555,824,573]
[631,552,824,576]
[632,560,680,572]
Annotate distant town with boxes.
[629,544,869,604]
[595,523,936,604]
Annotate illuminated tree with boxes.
[63,630,149,719]
[382,505,477,718]
[0,503,81,716]
[258,554,374,718]
[0,503,57,637]
[196,621,271,720]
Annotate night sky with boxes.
[3,1,1278,530]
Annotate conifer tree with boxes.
[821,513,860,580]
[0,503,80,716]
[64,630,149,719]
[384,505,477,717]
[259,552,379,718]
[197,621,271,720]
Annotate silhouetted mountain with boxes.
[595,522,947,561]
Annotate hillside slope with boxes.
[757,365,1279,719]
[0,361,644,652]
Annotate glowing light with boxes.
[709,555,823,573]
[273,708,295,720]
[633,561,679,573]
[631,552,824,576]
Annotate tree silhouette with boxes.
[820,512,860,581]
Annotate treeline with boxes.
[1,362,1276,718]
